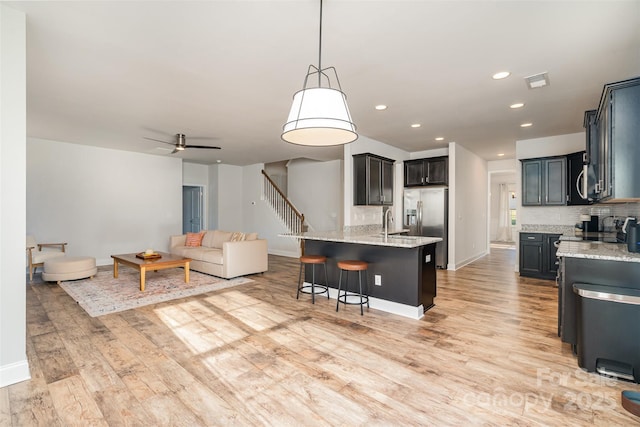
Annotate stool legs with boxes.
[297,260,329,304]
[336,268,369,315]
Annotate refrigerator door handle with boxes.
[417,200,423,228]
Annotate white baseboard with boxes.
[0,359,31,388]
[303,285,426,320]
[449,250,488,271]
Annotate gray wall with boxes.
[27,138,183,266]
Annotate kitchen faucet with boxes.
[384,208,394,239]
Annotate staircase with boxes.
[262,170,306,253]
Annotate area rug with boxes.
[59,268,254,317]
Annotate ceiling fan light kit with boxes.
[281,0,357,146]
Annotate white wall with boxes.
[450,143,488,269]
[241,163,297,257]
[287,158,343,232]
[0,4,30,387]
[410,147,449,160]
[27,139,183,265]
[216,164,244,231]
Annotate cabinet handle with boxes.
[527,236,536,240]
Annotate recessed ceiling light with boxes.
[520,123,533,128]
[435,137,444,141]
[374,104,387,111]
[492,71,511,80]
[216,160,222,163]
[510,103,525,109]
[497,153,505,157]
[411,124,421,128]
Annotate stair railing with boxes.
[261,170,305,253]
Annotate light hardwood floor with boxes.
[2,249,638,426]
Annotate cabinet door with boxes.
[544,234,562,276]
[426,158,447,185]
[522,160,542,206]
[598,95,612,199]
[353,155,368,205]
[584,110,600,201]
[520,241,543,275]
[545,157,567,205]
[610,84,640,199]
[381,160,394,205]
[368,156,383,205]
[404,160,424,186]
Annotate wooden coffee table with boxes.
[111,252,191,291]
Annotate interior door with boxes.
[183,186,203,233]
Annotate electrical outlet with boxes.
[374,274,382,286]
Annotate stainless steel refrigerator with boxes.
[403,187,448,269]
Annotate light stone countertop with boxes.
[556,240,640,263]
[281,229,442,249]
[520,224,576,234]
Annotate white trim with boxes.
[315,286,426,320]
[449,251,487,271]
[0,359,31,388]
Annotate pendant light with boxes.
[282,0,357,146]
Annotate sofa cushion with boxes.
[201,230,215,248]
[185,232,204,247]
[199,248,223,264]
[211,230,233,248]
[172,246,207,260]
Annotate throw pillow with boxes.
[245,232,258,241]
[185,232,204,247]
[230,232,246,242]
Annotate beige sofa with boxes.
[170,230,268,279]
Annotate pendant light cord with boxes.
[318,0,323,87]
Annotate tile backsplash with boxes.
[350,205,383,226]
[520,202,640,231]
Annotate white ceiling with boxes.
[6,0,640,166]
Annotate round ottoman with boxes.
[42,256,97,284]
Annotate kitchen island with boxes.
[284,230,442,319]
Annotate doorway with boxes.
[488,171,517,250]
[183,185,204,233]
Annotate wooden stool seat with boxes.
[300,255,327,264]
[337,260,368,271]
[336,259,369,315]
[297,254,329,304]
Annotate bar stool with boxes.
[297,255,329,304]
[336,260,369,315]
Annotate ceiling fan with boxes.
[144,133,221,154]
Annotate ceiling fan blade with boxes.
[143,136,174,145]
[170,147,180,154]
[185,144,221,150]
